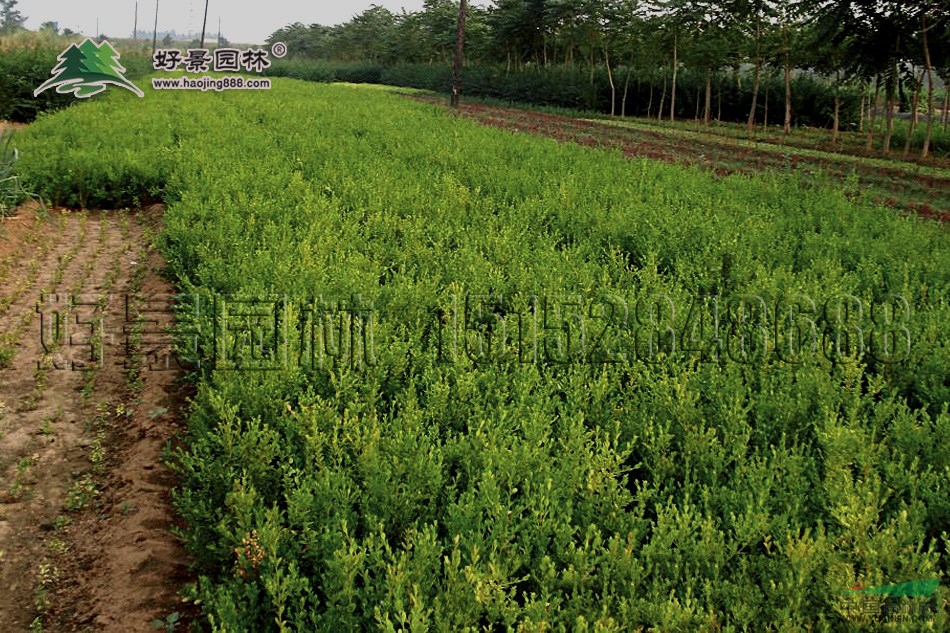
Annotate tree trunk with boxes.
[635,75,641,116]
[747,30,762,136]
[694,85,701,121]
[622,66,633,118]
[704,67,712,126]
[717,75,722,122]
[898,72,911,113]
[589,45,595,85]
[859,81,865,134]
[670,33,678,122]
[942,86,949,132]
[658,73,667,122]
[647,78,654,119]
[783,32,792,136]
[833,89,840,145]
[763,82,769,130]
[904,68,923,155]
[912,70,922,127]
[605,46,616,117]
[867,74,880,150]
[450,0,468,109]
[883,64,897,154]
[921,13,934,158]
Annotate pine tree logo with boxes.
[34,38,144,99]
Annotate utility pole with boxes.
[151,0,159,55]
[450,0,468,108]
[217,17,221,47]
[133,2,138,40]
[200,0,210,48]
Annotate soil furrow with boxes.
[0,205,193,633]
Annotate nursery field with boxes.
[8,78,950,631]
[414,96,950,222]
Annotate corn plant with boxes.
[0,128,30,216]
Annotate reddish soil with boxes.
[411,96,950,223]
[0,120,26,133]
[0,204,195,632]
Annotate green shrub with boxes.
[13,80,949,631]
[266,60,865,128]
[0,43,75,121]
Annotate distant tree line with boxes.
[267,1,950,156]
[0,0,26,34]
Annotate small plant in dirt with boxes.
[17,455,35,473]
[89,429,106,474]
[32,562,59,615]
[79,380,94,402]
[151,611,181,632]
[64,475,97,512]
[148,406,168,420]
[0,341,14,369]
[21,388,41,412]
[39,408,63,435]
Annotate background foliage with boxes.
[0,34,152,122]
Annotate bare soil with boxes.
[0,204,195,632]
[0,121,26,133]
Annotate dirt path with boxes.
[0,205,194,632]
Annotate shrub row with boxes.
[265,60,864,129]
[12,79,950,630]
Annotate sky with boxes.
[16,1,428,45]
